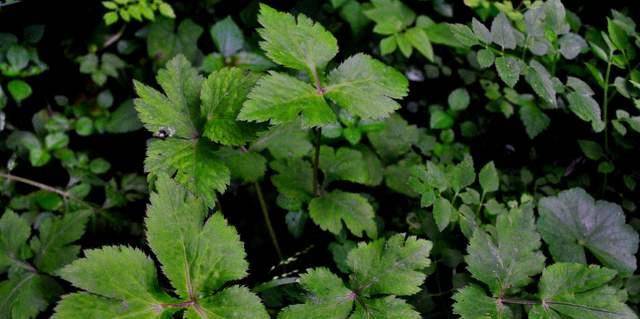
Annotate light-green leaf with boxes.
[478,161,499,193]
[466,204,545,295]
[257,4,337,73]
[495,56,524,88]
[309,190,377,238]
[201,67,261,145]
[537,188,639,275]
[566,92,605,132]
[0,210,31,271]
[325,53,409,120]
[433,197,454,231]
[525,60,556,106]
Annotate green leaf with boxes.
[278,268,354,319]
[380,35,397,55]
[466,204,545,295]
[350,295,420,319]
[147,18,203,65]
[538,188,639,275]
[471,18,492,44]
[429,109,454,130]
[158,2,175,18]
[453,285,513,319]
[577,139,604,160]
[367,114,418,161]
[309,190,377,238]
[210,16,244,57]
[270,158,314,211]
[7,80,32,103]
[319,146,369,185]
[30,210,90,274]
[405,27,434,61]
[325,53,409,120]
[184,286,269,319]
[449,155,476,193]
[105,100,143,133]
[347,233,432,296]
[476,48,495,69]
[215,147,266,183]
[0,210,31,271]
[134,55,203,138]
[257,4,338,73]
[201,67,261,145]
[448,88,470,111]
[363,0,415,35]
[58,246,169,307]
[478,161,499,193]
[53,292,168,319]
[145,138,230,206]
[525,61,556,106]
[250,121,312,159]
[146,175,248,298]
[495,56,524,88]
[490,13,517,50]
[529,263,637,319]
[433,197,454,231]
[1,273,61,319]
[238,71,335,128]
[103,12,119,25]
[567,92,605,132]
[519,103,550,139]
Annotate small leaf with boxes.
[210,16,244,57]
[405,27,434,61]
[433,197,454,231]
[448,88,470,111]
[471,18,492,44]
[577,139,603,160]
[525,60,556,105]
[7,80,32,103]
[308,190,377,238]
[495,56,524,88]
[476,48,495,69]
[567,92,604,132]
[478,161,499,193]
[490,13,517,50]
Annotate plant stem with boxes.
[500,298,539,305]
[0,172,70,198]
[603,57,613,153]
[312,127,322,196]
[254,182,283,260]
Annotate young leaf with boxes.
[366,114,418,161]
[347,234,432,296]
[147,18,203,65]
[238,71,335,128]
[134,54,203,138]
[145,138,230,206]
[309,190,377,238]
[214,147,266,183]
[490,13,517,50]
[210,16,244,57]
[270,158,314,211]
[519,103,550,138]
[449,155,476,193]
[256,4,338,73]
[363,0,415,35]
[325,53,408,120]
[405,27,434,61]
[538,188,639,275]
[495,56,524,88]
[529,263,637,319]
[200,67,261,146]
[466,204,545,295]
[319,146,369,185]
[478,161,499,193]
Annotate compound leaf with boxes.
[309,190,377,238]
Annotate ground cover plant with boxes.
[1,0,640,318]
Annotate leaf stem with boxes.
[312,127,322,196]
[254,181,283,260]
[0,172,70,198]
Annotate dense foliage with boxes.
[1,0,640,318]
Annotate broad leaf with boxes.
[538,188,639,275]
[366,114,418,161]
[495,56,524,88]
[453,285,513,319]
[478,161,499,193]
[525,61,556,106]
[256,4,337,73]
[0,210,31,271]
[270,158,314,211]
[210,16,244,57]
[325,54,408,120]
[319,146,369,185]
[1,273,61,319]
[308,190,377,238]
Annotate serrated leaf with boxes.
[278,268,354,319]
[405,27,434,61]
[529,263,637,319]
[52,292,165,319]
[478,161,499,193]
[433,197,454,231]
[238,71,335,128]
[363,0,415,35]
[1,273,61,319]
[146,175,248,298]
[476,48,495,69]
[449,155,476,193]
[30,210,90,274]
[538,188,639,275]
[525,61,556,106]
[215,147,266,183]
[347,233,432,296]
[559,33,587,60]
[145,138,230,206]
[201,67,261,146]
[319,146,369,185]
[250,121,312,159]
[472,18,492,44]
[147,18,203,65]
[453,285,513,319]
[0,210,31,271]
[309,190,377,238]
[270,158,314,211]
[257,4,337,73]
[467,204,545,295]
[184,286,269,319]
[495,56,524,88]
[491,13,517,50]
[350,295,420,319]
[366,114,418,161]
[134,55,203,138]
[519,103,550,138]
[566,92,604,132]
[325,53,408,120]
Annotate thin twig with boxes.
[254,182,283,260]
[0,172,70,198]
